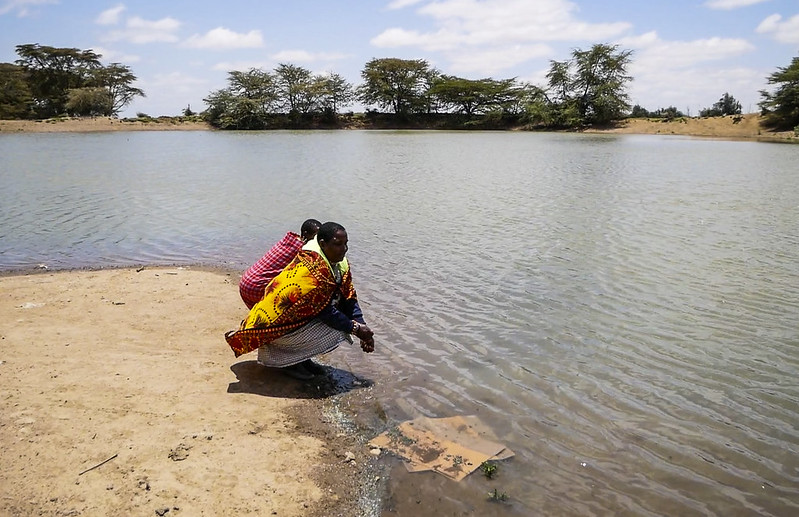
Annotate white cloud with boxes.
[704,0,770,10]
[211,60,271,72]
[96,4,125,25]
[90,45,140,64]
[517,65,549,88]
[756,13,799,44]
[509,30,763,112]
[371,0,631,75]
[618,32,762,113]
[628,65,765,114]
[270,50,350,63]
[0,0,57,17]
[183,27,264,50]
[210,53,350,77]
[145,71,208,91]
[415,0,631,43]
[621,33,755,70]
[130,71,211,117]
[373,0,632,50]
[104,15,181,44]
[372,27,466,51]
[210,52,350,74]
[448,44,553,75]
[616,30,660,47]
[387,0,425,8]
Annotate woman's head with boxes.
[317,221,348,263]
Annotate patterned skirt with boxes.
[256,318,353,367]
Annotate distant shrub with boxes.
[629,104,651,118]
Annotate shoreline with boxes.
[579,113,797,143]
[0,266,382,516]
[1,114,795,142]
[0,117,212,133]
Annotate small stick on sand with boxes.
[78,453,118,476]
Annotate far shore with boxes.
[0,117,212,133]
[1,113,796,142]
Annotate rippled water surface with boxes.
[2,130,798,515]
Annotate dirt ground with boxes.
[581,113,796,142]
[0,267,382,517]
[1,113,796,142]
[0,117,211,132]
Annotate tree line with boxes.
[1,42,797,131]
[0,44,144,119]
[629,92,743,121]
[204,44,636,129]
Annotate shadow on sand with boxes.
[227,360,373,399]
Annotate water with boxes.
[2,130,798,515]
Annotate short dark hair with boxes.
[317,221,346,243]
[301,219,321,236]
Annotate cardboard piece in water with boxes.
[369,415,514,481]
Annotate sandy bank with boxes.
[0,267,377,517]
[0,117,211,133]
[581,113,796,142]
[1,113,796,142]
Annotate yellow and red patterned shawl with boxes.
[225,250,356,357]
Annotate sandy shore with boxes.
[581,113,796,142]
[0,267,378,517]
[0,118,212,133]
[1,114,795,141]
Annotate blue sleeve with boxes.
[317,298,366,332]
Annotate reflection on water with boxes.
[2,131,798,515]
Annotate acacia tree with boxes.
[315,72,355,113]
[493,79,535,116]
[527,43,633,128]
[65,87,112,116]
[526,61,581,127]
[699,92,742,117]
[629,104,651,118]
[358,58,435,115]
[429,76,525,116]
[545,60,573,105]
[274,65,356,116]
[429,76,490,115]
[759,55,799,130]
[202,89,237,127]
[91,63,145,115]
[0,63,33,119]
[204,66,355,128]
[12,44,143,118]
[274,63,315,115]
[15,44,103,117]
[571,44,633,124]
[204,68,279,129]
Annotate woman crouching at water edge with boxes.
[225,222,375,380]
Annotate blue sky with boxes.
[1,0,797,117]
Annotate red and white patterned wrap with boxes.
[239,232,303,309]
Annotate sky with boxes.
[1,0,797,117]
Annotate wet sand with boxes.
[0,267,381,517]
